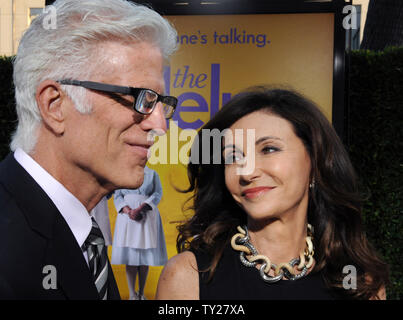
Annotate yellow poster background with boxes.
[109,13,335,300]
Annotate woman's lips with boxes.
[242,186,275,199]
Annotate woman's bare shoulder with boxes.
[155,251,199,300]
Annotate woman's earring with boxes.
[309,178,316,189]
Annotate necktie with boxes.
[82,217,109,300]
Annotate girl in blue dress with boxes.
[112,166,167,300]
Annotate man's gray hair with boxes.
[11,0,178,153]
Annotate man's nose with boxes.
[142,102,167,134]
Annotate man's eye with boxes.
[109,93,133,108]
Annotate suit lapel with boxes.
[0,154,100,299]
[106,262,121,300]
[0,153,57,238]
[44,212,100,300]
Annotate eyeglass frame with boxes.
[56,79,177,119]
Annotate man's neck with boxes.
[30,143,107,212]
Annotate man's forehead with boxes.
[94,41,162,68]
[90,41,165,90]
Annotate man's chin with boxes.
[124,173,145,190]
[107,165,146,190]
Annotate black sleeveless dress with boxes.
[192,244,337,300]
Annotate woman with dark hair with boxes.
[156,87,388,300]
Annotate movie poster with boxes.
[109,13,335,299]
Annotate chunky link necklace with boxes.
[230,224,314,283]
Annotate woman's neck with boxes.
[247,216,308,265]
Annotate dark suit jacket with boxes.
[0,153,120,300]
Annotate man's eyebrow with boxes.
[255,136,283,145]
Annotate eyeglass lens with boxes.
[136,90,175,119]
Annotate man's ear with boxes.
[35,80,66,135]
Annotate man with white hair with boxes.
[0,0,177,299]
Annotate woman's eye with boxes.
[261,146,279,154]
[224,152,244,164]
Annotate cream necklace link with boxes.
[230,224,314,283]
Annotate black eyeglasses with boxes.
[57,79,177,119]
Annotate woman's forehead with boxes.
[225,111,295,141]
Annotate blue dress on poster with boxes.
[111,166,168,266]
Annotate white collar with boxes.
[14,148,92,248]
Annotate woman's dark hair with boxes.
[177,86,389,299]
